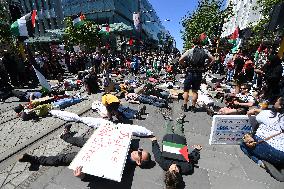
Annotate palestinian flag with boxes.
[33,66,52,92]
[162,141,190,162]
[200,33,209,45]
[73,13,85,27]
[99,25,111,36]
[10,11,36,37]
[254,43,262,60]
[228,27,239,45]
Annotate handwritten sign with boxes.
[69,122,132,182]
[209,115,255,145]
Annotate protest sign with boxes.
[209,115,255,145]
[69,122,132,182]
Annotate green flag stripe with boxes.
[11,21,20,36]
[163,141,185,148]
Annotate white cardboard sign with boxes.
[209,115,255,145]
[69,122,132,182]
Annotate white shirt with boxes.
[256,110,284,152]
[236,93,255,104]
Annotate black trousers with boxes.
[31,133,88,166]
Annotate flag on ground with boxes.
[72,13,85,27]
[33,66,52,92]
[11,12,35,37]
[163,141,190,162]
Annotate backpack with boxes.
[187,47,208,70]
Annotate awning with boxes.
[24,36,61,43]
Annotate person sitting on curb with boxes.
[149,114,202,189]
[18,124,152,179]
[101,93,123,121]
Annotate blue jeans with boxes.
[138,95,167,108]
[240,135,284,166]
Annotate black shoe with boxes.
[60,124,72,138]
[135,112,142,120]
[178,93,183,100]
[162,113,172,120]
[191,106,197,113]
[182,104,188,112]
[140,105,146,115]
[18,153,34,163]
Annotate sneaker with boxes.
[135,112,142,120]
[176,114,186,123]
[162,113,172,120]
[18,153,34,163]
[60,124,72,138]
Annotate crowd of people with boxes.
[0,35,284,188]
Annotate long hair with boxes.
[270,97,284,121]
[164,170,182,189]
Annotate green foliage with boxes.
[63,17,101,51]
[0,3,12,43]
[181,0,233,49]
[250,0,284,47]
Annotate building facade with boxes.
[62,0,169,42]
[5,0,64,39]
[221,0,262,37]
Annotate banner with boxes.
[209,115,255,145]
[133,13,140,31]
[69,123,132,182]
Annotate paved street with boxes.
[0,88,283,189]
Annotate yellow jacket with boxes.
[101,94,120,106]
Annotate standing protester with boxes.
[179,38,214,112]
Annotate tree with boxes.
[63,17,101,51]
[181,0,232,49]
[248,0,284,47]
[0,2,12,43]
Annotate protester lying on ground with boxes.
[240,96,284,181]
[18,124,152,178]
[217,84,255,115]
[14,103,53,121]
[149,114,202,189]
[14,94,83,121]
[3,90,43,102]
[92,100,146,120]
